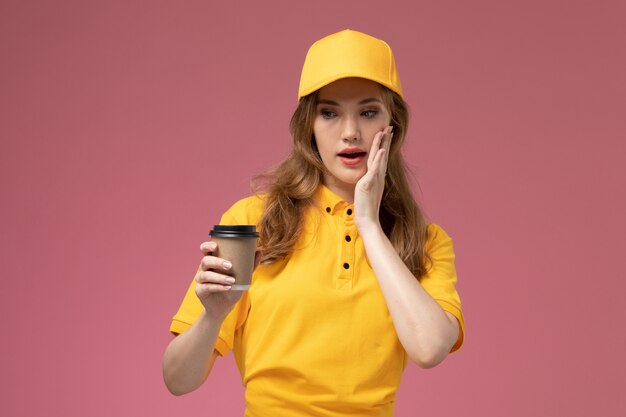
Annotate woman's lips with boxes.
[338,152,367,166]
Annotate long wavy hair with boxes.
[252,85,431,278]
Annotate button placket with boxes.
[337,205,356,290]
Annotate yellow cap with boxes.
[297,29,403,100]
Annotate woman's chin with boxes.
[325,172,365,188]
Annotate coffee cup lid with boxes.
[209,225,259,238]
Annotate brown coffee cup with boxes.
[209,225,259,291]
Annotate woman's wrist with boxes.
[200,306,230,326]
[356,220,385,241]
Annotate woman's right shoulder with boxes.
[220,193,267,225]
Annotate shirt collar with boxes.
[315,184,352,215]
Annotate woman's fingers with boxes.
[196,240,236,294]
[195,269,236,297]
[195,240,244,310]
[200,240,216,255]
[381,129,393,173]
[200,254,232,272]
[199,241,234,271]
[195,281,233,295]
[196,270,236,286]
[367,130,384,167]
[368,126,393,173]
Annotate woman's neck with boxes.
[322,176,355,204]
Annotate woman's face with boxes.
[313,77,391,201]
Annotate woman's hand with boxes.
[354,126,393,232]
[195,240,245,321]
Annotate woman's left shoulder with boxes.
[425,223,455,252]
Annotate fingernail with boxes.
[223,261,232,269]
[226,277,236,284]
[389,126,394,133]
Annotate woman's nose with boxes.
[341,116,360,142]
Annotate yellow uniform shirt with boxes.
[171,185,465,417]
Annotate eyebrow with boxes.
[317,98,383,106]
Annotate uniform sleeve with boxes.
[169,272,250,356]
[168,195,263,356]
[420,224,465,352]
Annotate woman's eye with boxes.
[361,110,377,118]
[321,110,336,119]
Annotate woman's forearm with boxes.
[162,310,223,395]
[359,225,459,368]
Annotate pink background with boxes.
[2,1,625,416]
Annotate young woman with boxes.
[163,29,465,416]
